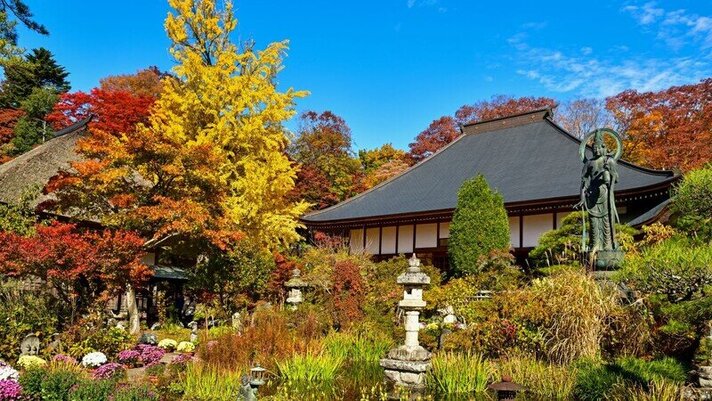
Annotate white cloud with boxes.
[624,2,712,49]
[507,3,712,97]
[407,0,440,9]
[510,38,709,97]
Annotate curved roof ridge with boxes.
[543,117,676,178]
[303,129,469,219]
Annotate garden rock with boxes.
[139,333,158,345]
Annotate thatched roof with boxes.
[0,116,91,206]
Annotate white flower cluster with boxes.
[81,352,107,368]
[0,361,19,381]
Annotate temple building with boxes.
[301,109,678,267]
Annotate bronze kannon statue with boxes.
[577,128,625,269]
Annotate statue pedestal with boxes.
[592,249,625,270]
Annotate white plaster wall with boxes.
[556,212,571,228]
[508,216,520,248]
[350,228,364,253]
[365,227,380,254]
[397,225,414,254]
[439,222,450,238]
[415,223,438,249]
[523,213,553,247]
[381,226,397,254]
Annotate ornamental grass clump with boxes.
[183,363,243,401]
[276,351,344,384]
[497,356,576,399]
[427,351,494,394]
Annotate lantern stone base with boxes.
[380,357,431,388]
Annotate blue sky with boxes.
[15,0,712,150]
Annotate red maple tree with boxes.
[0,222,150,314]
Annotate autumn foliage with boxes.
[331,259,365,328]
[0,222,149,310]
[606,79,712,172]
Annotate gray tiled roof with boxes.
[303,110,676,223]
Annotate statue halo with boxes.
[579,128,623,162]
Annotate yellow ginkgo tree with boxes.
[48,0,308,251]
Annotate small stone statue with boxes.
[578,128,625,269]
[20,334,40,356]
[188,321,199,343]
[239,375,258,401]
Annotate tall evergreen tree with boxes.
[0,47,69,108]
[448,174,510,276]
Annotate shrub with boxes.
[497,356,576,399]
[17,367,46,400]
[276,351,343,384]
[448,175,510,276]
[620,237,712,357]
[332,258,365,328]
[427,352,493,394]
[672,164,712,242]
[68,379,114,401]
[38,367,82,401]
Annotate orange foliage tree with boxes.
[606,79,712,172]
[99,66,166,98]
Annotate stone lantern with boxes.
[488,376,526,401]
[380,253,431,388]
[285,268,308,309]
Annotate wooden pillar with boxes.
[518,215,524,249]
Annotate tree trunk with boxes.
[126,285,141,335]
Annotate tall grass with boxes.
[605,379,686,401]
[183,363,244,401]
[276,351,344,384]
[323,331,392,363]
[427,352,493,394]
[498,356,576,399]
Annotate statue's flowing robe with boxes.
[582,155,619,252]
